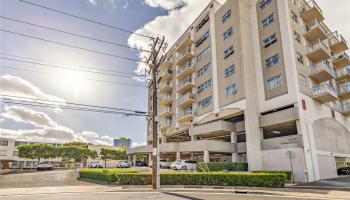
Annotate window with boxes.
[196,15,209,32]
[260,0,272,10]
[0,140,8,146]
[294,31,301,43]
[195,31,210,47]
[0,150,7,156]
[197,79,212,93]
[223,27,233,40]
[291,11,298,23]
[197,62,212,77]
[198,96,212,108]
[13,151,18,156]
[296,52,304,64]
[265,54,279,68]
[263,33,277,48]
[224,64,236,77]
[224,46,235,59]
[226,84,237,96]
[197,46,211,61]
[261,13,274,29]
[299,74,307,87]
[267,75,282,90]
[222,9,231,23]
[15,141,27,146]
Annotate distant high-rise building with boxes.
[113,137,132,149]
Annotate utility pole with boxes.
[146,36,166,190]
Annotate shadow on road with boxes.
[162,192,203,200]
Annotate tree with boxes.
[100,148,127,168]
[18,144,55,164]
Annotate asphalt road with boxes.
[0,191,332,200]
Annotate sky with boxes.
[0,0,349,147]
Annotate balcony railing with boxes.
[177,63,195,75]
[338,83,350,96]
[160,119,172,127]
[159,106,172,115]
[175,46,195,64]
[313,83,337,97]
[300,0,323,22]
[177,92,196,105]
[333,52,349,62]
[303,19,329,42]
[177,76,194,89]
[305,39,331,62]
[332,52,350,68]
[306,40,329,54]
[329,31,347,47]
[308,61,336,77]
[159,69,173,80]
[175,32,194,52]
[159,93,172,101]
[337,68,350,79]
[177,108,195,120]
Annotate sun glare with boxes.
[61,71,88,94]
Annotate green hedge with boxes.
[116,172,285,187]
[79,169,138,183]
[252,170,292,181]
[196,162,248,172]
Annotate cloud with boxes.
[87,0,97,6]
[101,135,114,142]
[128,0,226,74]
[0,74,65,104]
[2,106,58,128]
[132,141,146,147]
[81,131,99,139]
[93,139,112,146]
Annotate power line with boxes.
[0,65,147,88]
[0,94,147,114]
[16,0,155,39]
[1,29,146,63]
[0,57,144,79]
[0,16,150,52]
[1,100,148,116]
[0,52,140,77]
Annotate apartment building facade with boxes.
[127,0,350,182]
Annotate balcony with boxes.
[332,52,350,69]
[177,92,196,108]
[159,93,172,106]
[336,68,350,81]
[312,83,338,103]
[160,119,172,131]
[303,20,329,43]
[308,61,336,82]
[175,32,194,53]
[177,108,195,124]
[299,0,324,23]
[159,81,173,94]
[338,83,350,100]
[159,69,173,82]
[305,40,331,63]
[175,47,195,66]
[329,32,349,54]
[176,76,195,94]
[159,106,173,119]
[340,103,350,116]
[177,63,195,80]
[160,56,173,71]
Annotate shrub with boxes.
[79,169,138,183]
[116,172,285,187]
[252,170,292,181]
[196,162,248,172]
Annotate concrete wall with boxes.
[317,155,337,180]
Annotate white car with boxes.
[116,161,130,168]
[37,162,54,171]
[159,160,172,168]
[88,161,103,168]
[170,160,197,170]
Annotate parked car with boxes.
[159,160,172,168]
[135,161,148,166]
[170,160,197,170]
[337,167,350,175]
[88,161,103,168]
[116,161,130,168]
[37,161,54,171]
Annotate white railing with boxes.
[177,63,195,75]
[333,52,349,62]
[306,39,330,54]
[304,19,329,35]
[308,61,335,77]
[312,83,337,97]
[338,83,350,96]
[177,108,195,120]
[160,119,173,127]
[160,106,172,115]
[337,68,350,78]
[159,81,172,90]
[159,69,173,77]
[329,31,347,46]
[300,0,323,16]
[176,46,195,62]
[177,76,193,88]
[177,92,196,105]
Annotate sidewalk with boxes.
[1,185,349,200]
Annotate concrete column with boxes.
[191,135,197,141]
[148,153,152,165]
[190,153,194,160]
[204,151,209,163]
[176,152,181,160]
[132,155,136,167]
[161,135,167,144]
[230,132,237,143]
[232,153,239,163]
[128,155,131,163]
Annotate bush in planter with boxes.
[252,170,292,181]
[196,162,248,172]
[79,169,138,183]
[116,172,286,187]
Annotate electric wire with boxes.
[1,29,146,63]
[0,16,150,52]
[17,0,156,39]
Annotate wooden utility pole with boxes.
[146,36,166,190]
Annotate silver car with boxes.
[170,160,197,170]
[37,161,54,171]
